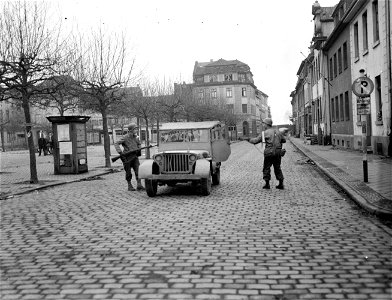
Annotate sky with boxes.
[55,0,339,125]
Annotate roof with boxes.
[159,121,221,131]
[193,59,250,76]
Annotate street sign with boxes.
[352,76,374,97]
[357,96,371,115]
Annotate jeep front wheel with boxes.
[200,173,212,196]
[145,179,158,197]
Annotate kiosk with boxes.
[47,116,90,174]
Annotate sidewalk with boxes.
[0,145,156,200]
[289,137,392,218]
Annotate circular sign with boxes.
[352,76,374,97]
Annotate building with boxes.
[348,0,391,155]
[192,59,269,137]
[291,0,391,155]
[322,0,354,149]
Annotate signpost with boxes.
[351,70,374,183]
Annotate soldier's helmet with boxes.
[262,118,273,126]
[127,123,138,131]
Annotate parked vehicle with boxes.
[139,121,231,197]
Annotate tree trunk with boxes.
[144,117,150,159]
[0,125,5,152]
[22,97,39,183]
[101,110,111,168]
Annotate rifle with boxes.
[111,144,156,163]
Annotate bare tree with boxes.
[123,79,159,159]
[34,75,81,116]
[155,79,182,122]
[0,1,68,183]
[74,27,137,167]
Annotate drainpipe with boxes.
[386,0,392,156]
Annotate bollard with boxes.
[362,121,368,182]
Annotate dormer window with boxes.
[238,74,246,82]
[209,74,217,82]
[224,74,233,81]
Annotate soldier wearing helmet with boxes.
[114,123,145,191]
[243,117,286,190]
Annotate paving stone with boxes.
[1,141,391,299]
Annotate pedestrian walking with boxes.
[38,130,47,156]
[242,118,286,189]
[114,123,145,191]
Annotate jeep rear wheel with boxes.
[200,173,212,196]
[145,179,158,197]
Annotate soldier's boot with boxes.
[136,179,145,190]
[128,181,136,191]
[262,180,270,189]
[276,180,284,190]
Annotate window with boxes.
[227,104,234,113]
[338,48,342,74]
[340,93,344,121]
[329,58,333,80]
[241,87,247,97]
[319,98,323,122]
[335,96,339,121]
[211,88,217,99]
[354,22,359,58]
[343,42,348,69]
[238,74,245,82]
[373,0,379,42]
[209,74,217,82]
[226,88,232,98]
[362,11,368,52]
[331,98,335,122]
[198,89,204,99]
[375,75,382,121]
[242,104,247,114]
[333,53,337,78]
[224,74,233,81]
[345,91,350,121]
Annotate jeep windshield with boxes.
[160,129,210,143]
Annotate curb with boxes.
[289,139,392,220]
[0,168,121,200]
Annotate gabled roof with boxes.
[320,6,335,21]
[193,59,251,76]
[160,121,221,130]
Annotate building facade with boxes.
[291,0,391,155]
[193,59,269,137]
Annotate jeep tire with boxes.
[145,179,158,197]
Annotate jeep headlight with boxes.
[154,154,162,162]
[189,154,196,162]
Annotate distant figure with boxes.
[38,130,47,156]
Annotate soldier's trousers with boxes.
[263,155,284,181]
[123,157,140,182]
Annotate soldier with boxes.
[243,118,286,189]
[114,123,145,191]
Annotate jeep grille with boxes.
[162,153,192,173]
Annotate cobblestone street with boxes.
[1,141,391,299]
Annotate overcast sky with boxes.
[56,0,339,125]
